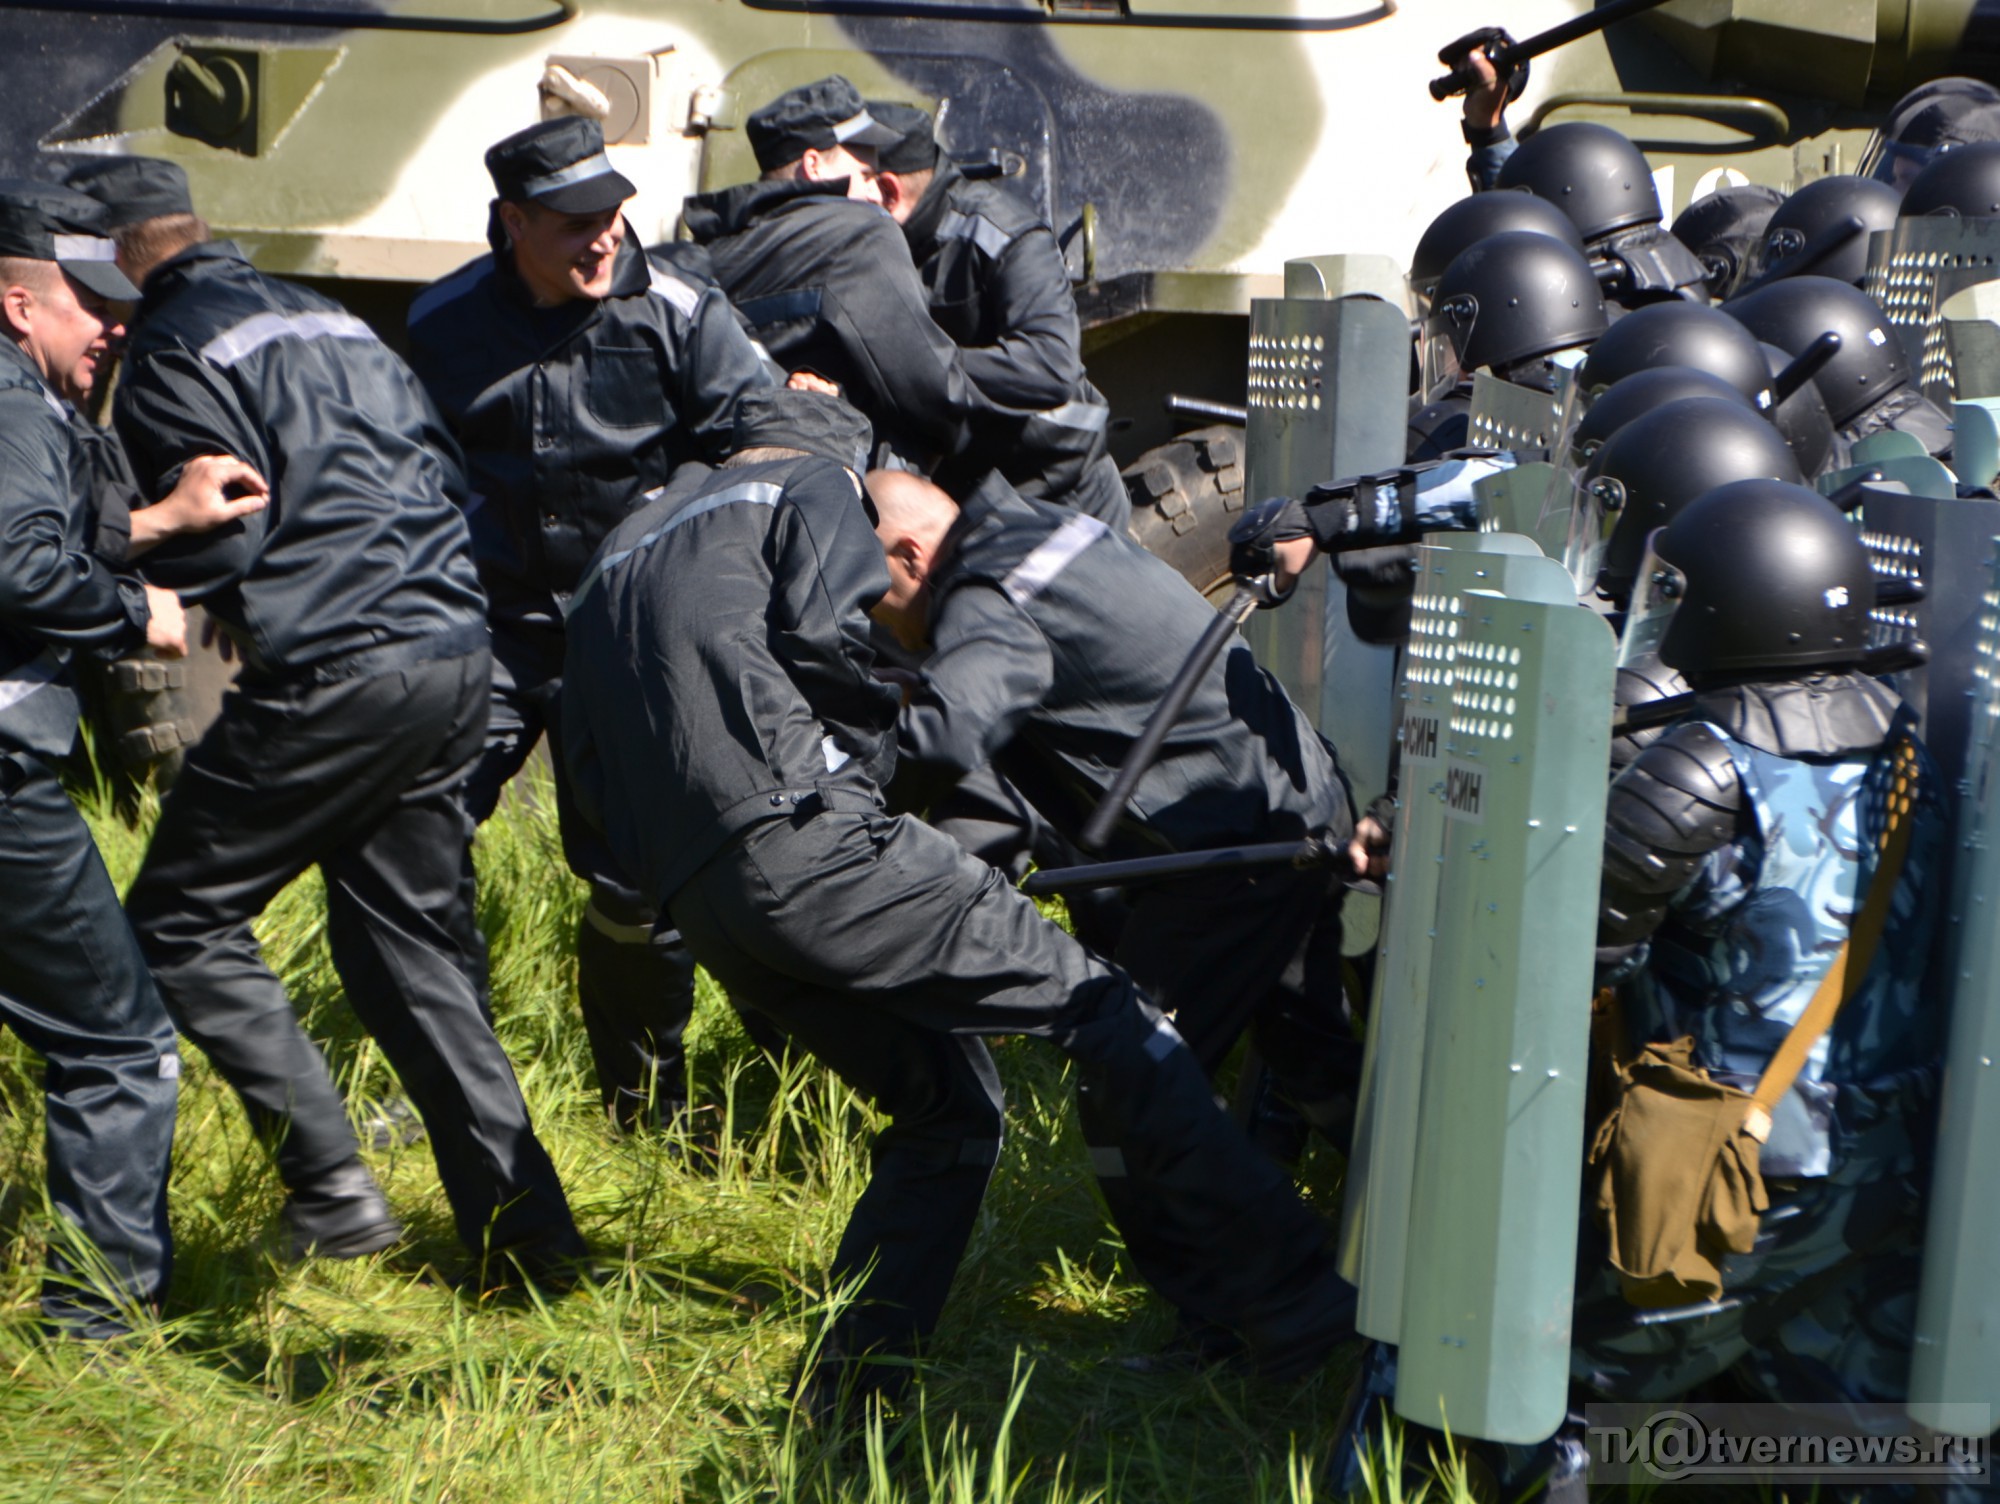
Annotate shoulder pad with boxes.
[643,260,703,320]
[952,178,1043,234]
[1599,720,1744,943]
[406,253,496,330]
[936,202,1020,261]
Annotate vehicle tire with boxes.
[1121,424,1247,605]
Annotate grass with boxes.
[0,762,1401,1504]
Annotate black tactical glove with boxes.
[1226,495,1313,594]
[1437,26,1531,106]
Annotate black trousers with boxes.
[1106,865,1361,1317]
[124,650,580,1261]
[668,808,1344,1373]
[0,749,177,1335]
[466,623,697,1125]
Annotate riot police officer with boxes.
[406,116,774,1130]
[868,102,1128,528]
[1746,174,1902,290]
[561,388,1357,1415]
[0,182,186,1336]
[99,188,585,1278]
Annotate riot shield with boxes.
[1864,216,2000,406]
[1819,430,1957,501]
[1241,285,1410,807]
[1339,535,1578,1340]
[1466,369,1566,461]
[1909,535,2000,1436]
[1941,282,2000,403]
[1393,592,1615,1445]
[1856,487,2000,795]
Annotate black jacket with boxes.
[406,225,772,632]
[114,243,486,678]
[903,163,1125,522]
[0,340,149,756]
[896,476,1352,861]
[562,454,900,906]
[681,178,976,471]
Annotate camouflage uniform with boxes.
[1575,705,1947,1407]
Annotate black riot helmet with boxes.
[1410,189,1587,302]
[1590,396,1802,606]
[1671,184,1785,299]
[1864,87,2000,189]
[1576,301,1771,401]
[1571,366,1755,460]
[1495,121,1661,244]
[1725,276,1907,426]
[1752,175,1903,288]
[1760,340,1838,479]
[1901,139,2000,219]
[1427,229,1609,376]
[1657,480,1875,681]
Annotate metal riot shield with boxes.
[1942,282,2000,403]
[1241,283,1410,808]
[1466,369,1566,462]
[1863,216,2000,407]
[1910,536,2000,1436]
[1819,430,1957,501]
[1956,399,2000,493]
[1857,487,2000,795]
[1393,593,1615,1445]
[1339,535,1577,1340]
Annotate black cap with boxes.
[732,388,873,472]
[869,101,941,175]
[746,76,899,173]
[61,155,194,228]
[484,116,635,213]
[0,180,139,300]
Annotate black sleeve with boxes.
[957,225,1080,412]
[823,214,973,458]
[112,346,272,600]
[650,254,778,463]
[72,421,142,567]
[768,460,904,782]
[1598,721,1743,950]
[0,389,149,650]
[895,580,1055,809]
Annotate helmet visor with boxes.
[1419,293,1476,404]
[1616,532,1683,667]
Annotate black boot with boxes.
[281,1158,403,1261]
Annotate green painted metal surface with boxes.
[1910,537,2000,1436]
[1392,591,1614,1445]
[1340,534,1578,1334]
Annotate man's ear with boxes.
[0,284,33,344]
[890,532,927,582]
[495,199,528,247]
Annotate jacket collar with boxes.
[137,239,248,320]
[681,175,854,242]
[900,159,962,261]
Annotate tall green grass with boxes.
[0,765,1404,1504]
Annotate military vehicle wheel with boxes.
[1122,424,1246,606]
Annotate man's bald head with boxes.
[864,469,959,645]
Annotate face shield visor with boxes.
[1860,134,1945,190]
[1420,291,1476,405]
[1615,531,1685,667]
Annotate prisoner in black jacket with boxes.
[561,388,1354,1408]
[116,243,485,672]
[889,471,1351,860]
[682,177,976,471]
[895,157,1128,526]
[407,223,771,634]
[112,238,582,1273]
[875,471,1366,1180]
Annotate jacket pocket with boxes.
[586,345,667,429]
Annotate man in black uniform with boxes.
[869,104,1127,529]
[100,203,584,1276]
[867,471,1371,1163]
[406,117,773,1130]
[682,78,981,472]
[0,182,187,1336]
[562,388,1354,1410]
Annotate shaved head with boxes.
[864,469,960,645]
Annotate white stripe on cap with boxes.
[200,310,379,369]
[1000,512,1109,606]
[51,234,117,263]
[520,151,617,198]
[647,264,700,320]
[831,109,881,145]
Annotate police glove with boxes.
[1227,496,1314,606]
[1297,451,1506,552]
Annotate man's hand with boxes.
[1347,814,1391,882]
[143,585,187,658]
[130,454,269,557]
[1462,48,1508,132]
[787,369,841,397]
[1227,496,1316,603]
